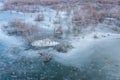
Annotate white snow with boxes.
[31,38,59,47]
[0,2,4,10]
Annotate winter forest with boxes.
[0,0,120,80]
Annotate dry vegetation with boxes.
[70,0,120,35]
[2,0,66,12]
[54,41,73,53]
[35,14,44,22]
[6,0,65,6]
[2,19,40,44]
[2,0,120,36]
[72,3,107,25]
[109,6,120,19]
[2,19,56,44]
[1,0,81,11]
[54,26,63,38]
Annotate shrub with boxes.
[72,25,81,36]
[54,42,73,53]
[111,26,120,32]
[39,52,52,64]
[93,34,99,39]
[3,19,40,44]
[109,7,120,19]
[71,4,107,36]
[72,7,83,21]
[72,13,83,21]
[3,0,65,6]
[9,19,38,35]
[95,10,106,22]
[2,2,14,11]
[72,4,106,27]
[4,46,22,55]
[35,14,44,21]
[97,0,119,4]
[54,26,63,38]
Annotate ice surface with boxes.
[0,4,120,80]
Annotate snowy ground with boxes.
[0,1,120,80]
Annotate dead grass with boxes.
[3,19,40,44]
[70,2,109,35]
[2,0,66,12]
[4,0,65,6]
[72,2,107,25]
[97,0,120,4]
[2,0,120,36]
[109,6,120,19]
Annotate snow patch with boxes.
[0,2,4,10]
[31,38,59,47]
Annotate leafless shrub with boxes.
[35,14,44,21]
[54,42,73,53]
[2,3,14,11]
[97,0,119,4]
[111,26,120,32]
[72,8,85,36]
[72,3,106,26]
[109,7,120,19]
[71,3,108,36]
[54,26,63,38]
[17,6,38,13]
[72,13,83,22]
[3,19,40,44]
[39,52,52,64]
[4,0,65,7]
[4,46,22,55]
[96,10,106,22]
[93,34,99,39]
[72,25,81,36]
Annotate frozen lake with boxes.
[0,8,120,80]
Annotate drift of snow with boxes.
[31,38,59,47]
